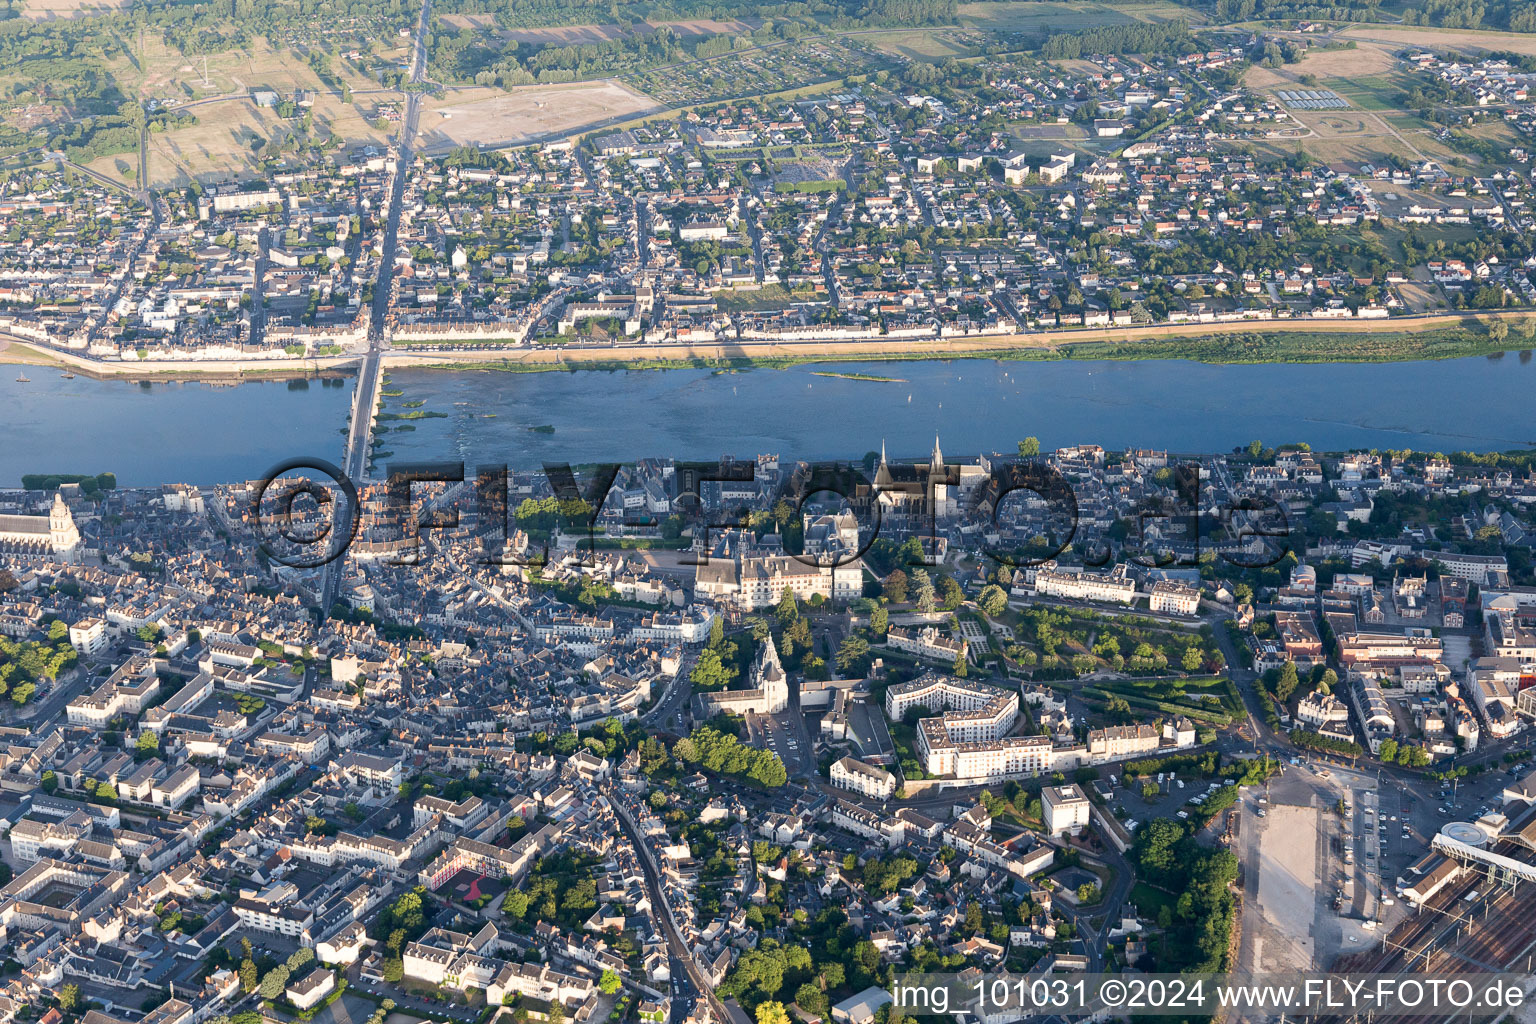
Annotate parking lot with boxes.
[1235,759,1406,972]
[749,709,812,778]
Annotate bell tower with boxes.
[50,492,81,562]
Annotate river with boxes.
[3,354,1533,486]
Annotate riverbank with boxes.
[0,338,361,381]
[5,312,1532,382]
[384,316,1531,375]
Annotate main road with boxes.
[319,0,432,614]
[607,784,728,1024]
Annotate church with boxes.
[0,492,82,562]
[872,435,956,518]
[693,636,790,719]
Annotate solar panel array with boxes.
[1276,89,1349,110]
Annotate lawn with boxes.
[1128,880,1176,920]
[1327,76,1406,112]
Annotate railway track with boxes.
[1325,835,1536,1024]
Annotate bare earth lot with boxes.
[422,81,658,149]
[1246,802,1321,970]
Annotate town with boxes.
[6,32,1536,367]
[0,436,1532,1024]
[5,0,1536,1021]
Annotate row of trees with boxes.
[675,725,789,787]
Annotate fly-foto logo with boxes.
[251,455,1293,571]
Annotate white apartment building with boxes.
[830,756,897,800]
[886,624,967,664]
[1147,580,1200,616]
[1035,563,1136,605]
[68,617,107,656]
[1041,784,1092,836]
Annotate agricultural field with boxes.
[20,0,130,19]
[1244,42,1402,107]
[954,0,1200,33]
[103,32,388,109]
[421,80,658,150]
[143,94,391,186]
[861,29,983,61]
[1341,24,1536,57]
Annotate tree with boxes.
[953,651,968,677]
[884,569,908,603]
[935,574,964,611]
[775,588,799,625]
[1018,436,1041,458]
[59,984,80,1011]
[836,635,870,673]
[1378,738,1399,763]
[40,769,57,794]
[548,1001,566,1024]
[503,889,531,919]
[1275,661,1300,701]
[136,730,159,757]
[964,900,983,934]
[1181,646,1203,673]
[240,957,258,993]
[287,947,315,972]
[870,606,889,635]
[259,964,291,1001]
[911,569,936,613]
[757,1003,791,1024]
[795,982,829,1018]
[599,969,622,995]
[1135,818,1185,875]
[1248,439,1263,458]
[978,584,1008,616]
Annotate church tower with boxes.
[754,635,789,714]
[928,433,953,517]
[49,492,81,563]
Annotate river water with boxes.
[3,354,1533,486]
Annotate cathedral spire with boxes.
[931,433,943,470]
